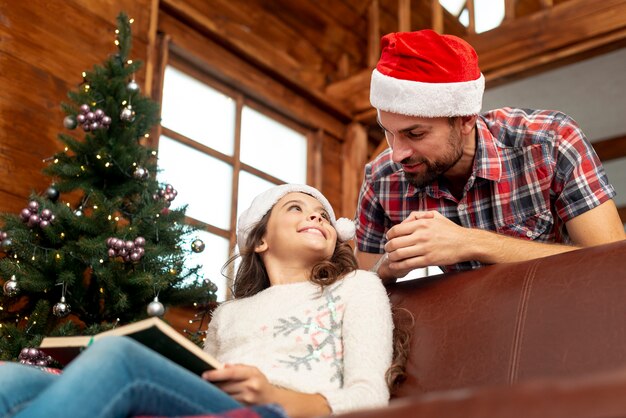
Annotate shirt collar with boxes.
[473,116,502,182]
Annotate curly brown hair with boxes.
[225,208,411,392]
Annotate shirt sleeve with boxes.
[356,163,389,254]
[552,114,616,222]
[318,271,393,413]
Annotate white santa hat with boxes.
[370,29,484,117]
[237,184,356,248]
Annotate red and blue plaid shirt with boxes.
[356,108,616,272]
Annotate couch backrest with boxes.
[387,241,626,398]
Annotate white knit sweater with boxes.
[203,270,393,414]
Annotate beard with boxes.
[403,128,464,188]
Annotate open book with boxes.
[39,317,222,375]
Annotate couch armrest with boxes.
[335,365,626,418]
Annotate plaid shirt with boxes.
[356,107,616,272]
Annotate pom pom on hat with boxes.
[370,29,485,117]
[237,184,355,248]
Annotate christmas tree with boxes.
[0,12,217,364]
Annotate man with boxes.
[355,29,625,283]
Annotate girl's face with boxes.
[256,192,337,263]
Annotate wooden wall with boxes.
[0,0,349,219]
[0,0,155,214]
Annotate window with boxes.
[158,64,308,300]
[440,0,505,33]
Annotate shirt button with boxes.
[458,204,466,211]
[526,230,533,238]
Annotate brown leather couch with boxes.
[339,240,626,418]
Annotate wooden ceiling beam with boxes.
[467,0,626,78]
[161,0,358,123]
[592,134,626,162]
[398,0,411,32]
[326,0,626,119]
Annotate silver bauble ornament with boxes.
[133,167,149,179]
[1,238,12,251]
[147,296,165,317]
[120,106,136,122]
[52,296,71,317]
[127,80,140,92]
[191,239,205,253]
[3,275,19,297]
[46,186,60,202]
[63,115,77,130]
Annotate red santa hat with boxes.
[370,30,484,117]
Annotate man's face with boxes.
[378,111,464,188]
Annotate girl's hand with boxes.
[203,363,276,405]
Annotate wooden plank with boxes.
[368,0,381,68]
[341,123,368,220]
[398,0,411,32]
[307,129,324,191]
[467,0,476,34]
[260,0,366,71]
[431,0,444,33]
[505,0,516,20]
[372,138,389,160]
[158,11,347,140]
[467,0,626,75]
[0,0,153,214]
[326,0,626,115]
[321,133,344,217]
[540,0,555,7]
[144,0,161,96]
[161,0,326,90]
[592,134,626,162]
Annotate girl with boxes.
[0,184,395,418]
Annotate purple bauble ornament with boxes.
[41,208,52,220]
[77,114,86,124]
[134,236,146,247]
[28,214,40,227]
[20,208,31,221]
[80,104,90,113]
[94,109,104,119]
[101,116,112,126]
[39,220,49,228]
[86,111,95,121]
[28,201,39,212]
[130,251,141,262]
[108,248,116,257]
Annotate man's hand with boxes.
[203,364,275,405]
[384,211,467,275]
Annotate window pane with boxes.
[183,230,230,302]
[236,172,277,220]
[157,136,232,229]
[475,0,504,33]
[240,106,307,184]
[161,66,235,156]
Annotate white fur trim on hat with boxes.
[237,184,355,248]
[370,68,485,117]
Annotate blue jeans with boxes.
[0,336,244,418]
